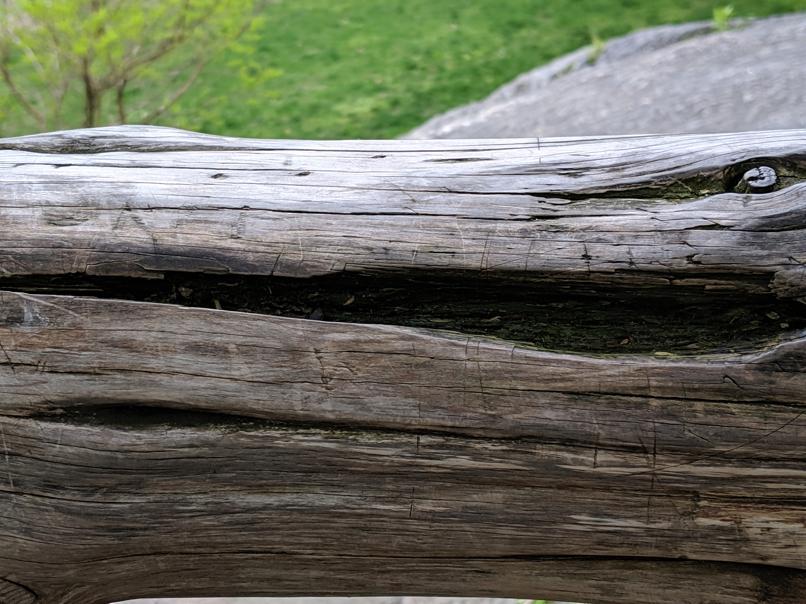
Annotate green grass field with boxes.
[4,0,806,139]
[164,0,806,139]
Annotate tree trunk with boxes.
[0,126,804,604]
[80,57,99,129]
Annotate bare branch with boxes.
[115,79,128,123]
[133,13,255,125]
[104,3,238,90]
[0,59,45,128]
[140,59,208,123]
[80,55,98,128]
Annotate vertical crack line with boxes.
[0,339,16,375]
[621,409,806,478]
[312,347,332,389]
[0,424,15,490]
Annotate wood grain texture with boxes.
[0,127,805,604]
[0,126,805,296]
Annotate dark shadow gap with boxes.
[29,404,806,467]
[2,271,805,354]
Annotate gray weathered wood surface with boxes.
[0,126,804,604]
[0,126,805,296]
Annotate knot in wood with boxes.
[737,165,778,193]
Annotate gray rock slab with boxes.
[405,14,806,138]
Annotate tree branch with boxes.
[115,78,128,123]
[140,59,207,123]
[0,59,45,128]
[80,55,98,128]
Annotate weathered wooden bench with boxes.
[0,126,804,604]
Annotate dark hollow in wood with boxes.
[0,126,804,604]
[3,271,806,354]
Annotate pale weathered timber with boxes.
[0,126,805,297]
[0,126,805,604]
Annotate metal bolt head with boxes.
[737,165,778,193]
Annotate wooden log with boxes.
[0,126,804,604]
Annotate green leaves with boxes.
[0,0,276,132]
[713,5,735,30]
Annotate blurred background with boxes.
[2,0,805,140]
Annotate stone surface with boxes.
[405,14,806,139]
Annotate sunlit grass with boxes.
[2,0,805,138]
[166,0,805,139]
